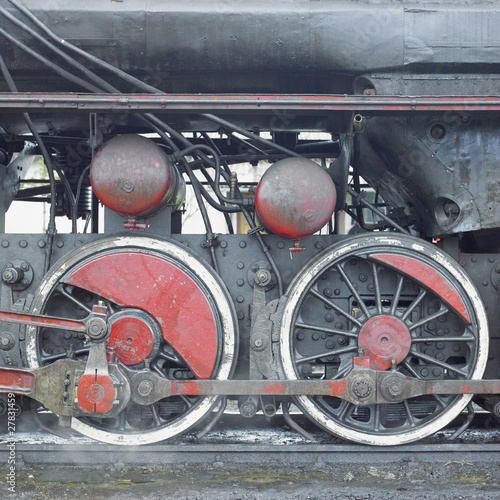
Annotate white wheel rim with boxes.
[280,234,489,446]
[26,236,236,445]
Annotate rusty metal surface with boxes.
[358,315,412,371]
[90,135,181,217]
[2,93,500,112]
[254,157,336,240]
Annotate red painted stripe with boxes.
[370,253,471,324]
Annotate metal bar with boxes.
[0,309,87,333]
[0,367,35,394]
[169,379,349,397]
[1,93,500,112]
[163,378,500,397]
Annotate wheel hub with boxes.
[358,315,411,371]
[107,310,160,366]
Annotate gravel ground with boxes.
[2,413,500,499]
[3,457,500,500]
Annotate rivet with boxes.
[237,311,244,320]
[1,241,8,248]
[220,240,228,248]
[74,240,82,247]
[483,281,489,286]
[471,256,477,263]
[239,241,247,248]
[277,241,285,249]
[237,262,244,269]
[56,240,64,248]
[38,240,46,248]
[315,242,323,249]
[19,240,28,248]
[236,295,244,303]
[237,278,244,286]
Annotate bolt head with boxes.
[2,270,14,283]
[353,378,372,399]
[137,380,154,397]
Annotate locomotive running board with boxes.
[2,93,500,113]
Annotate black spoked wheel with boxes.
[280,234,488,445]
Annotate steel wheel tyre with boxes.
[280,234,488,445]
[25,236,237,445]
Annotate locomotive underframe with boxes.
[1,92,500,445]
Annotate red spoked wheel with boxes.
[25,236,237,445]
[280,234,488,445]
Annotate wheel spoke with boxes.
[409,305,449,332]
[149,404,162,426]
[371,262,382,314]
[403,361,446,407]
[401,289,427,322]
[118,410,127,431]
[373,404,381,432]
[332,363,353,380]
[295,321,358,338]
[310,289,363,327]
[42,347,89,363]
[390,275,405,316]
[296,345,357,365]
[56,284,92,314]
[409,349,467,376]
[338,401,353,422]
[412,335,475,343]
[335,263,371,319]
[403,400,416,427]
[179,395,196,409]
[158,347,188,367]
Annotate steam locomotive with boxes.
[1,0,500,446]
